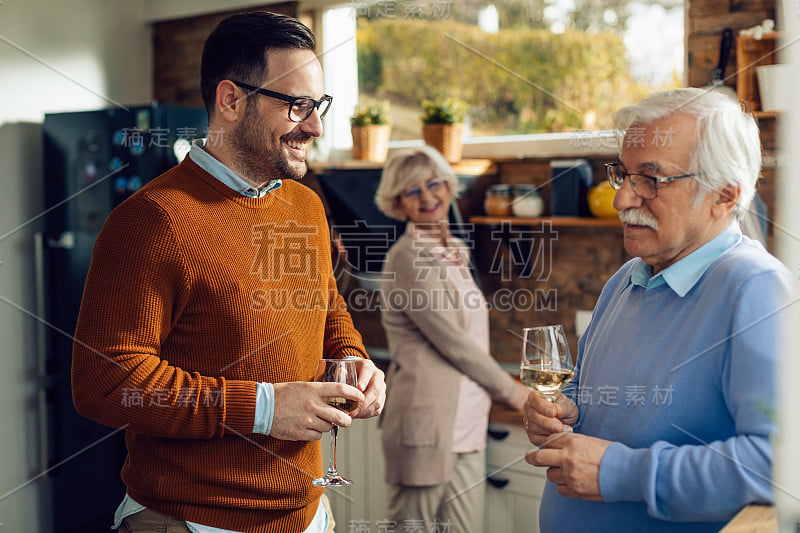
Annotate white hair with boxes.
[374,145,459,221]
[613,87,761,220]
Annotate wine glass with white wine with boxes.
[520,325,574,403]
[312,359,359,487]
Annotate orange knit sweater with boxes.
[72,157,367,532]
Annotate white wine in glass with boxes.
[312,359,359,487]
[520,325,574,402]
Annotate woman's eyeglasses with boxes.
[402,177,445,200]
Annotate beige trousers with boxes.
[387,450,486,533]
[119,494,336,533]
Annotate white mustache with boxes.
[619,208,659,230]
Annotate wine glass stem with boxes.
[328,425,339,475]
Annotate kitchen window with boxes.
[315,0,684,160]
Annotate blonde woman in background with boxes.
[374,146,528,533]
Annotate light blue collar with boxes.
[630,222,742,297]
[188,138,281,198]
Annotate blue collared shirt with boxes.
[188,138,282,198]
[629,222,742,297]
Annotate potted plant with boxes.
[350,101,391,162]
[421,97,468,163]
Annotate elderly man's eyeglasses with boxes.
[605,162,695,200]
[232,81,332,123]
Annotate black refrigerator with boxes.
[39,103,207,532]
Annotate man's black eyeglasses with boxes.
[605,161,695,200]
[232,81,332,123]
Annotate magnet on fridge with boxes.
[128,175,142,193]
[114,176,128,195]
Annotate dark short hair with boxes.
[200,11,316,117]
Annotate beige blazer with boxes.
[379,232,516,486]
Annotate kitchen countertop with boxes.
[720,505,777,532]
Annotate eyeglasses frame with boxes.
[605,161,696,200]
[231,81,332,123]
[401,176,446,200]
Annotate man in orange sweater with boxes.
[72,11,385,533]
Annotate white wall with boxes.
[0,121,47,533]
[0,2,151,123]
[0,1,150,530]
[775,0,800,529]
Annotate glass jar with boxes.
[512,184,544,218]
[484,184,512,216]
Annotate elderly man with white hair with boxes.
[523,88,790,532]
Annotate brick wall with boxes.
[152,2,299,108]
[481,223,625,364]
[477,158,623,362]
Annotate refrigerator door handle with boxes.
[34,232,49,475]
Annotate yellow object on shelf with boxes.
[587,181,619,219]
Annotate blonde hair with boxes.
[374,145,459,221]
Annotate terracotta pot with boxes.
[351,124,390,162]
[422,123,463,163]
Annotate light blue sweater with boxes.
[539,225,791,532]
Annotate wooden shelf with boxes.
[310,158,497,176]
[736,32,781,113]
[470,215,621,228]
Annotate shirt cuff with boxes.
[253,382,275,435]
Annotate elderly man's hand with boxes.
[522,390,579,447]
[525,432,611,501]
[351,358,386,419]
